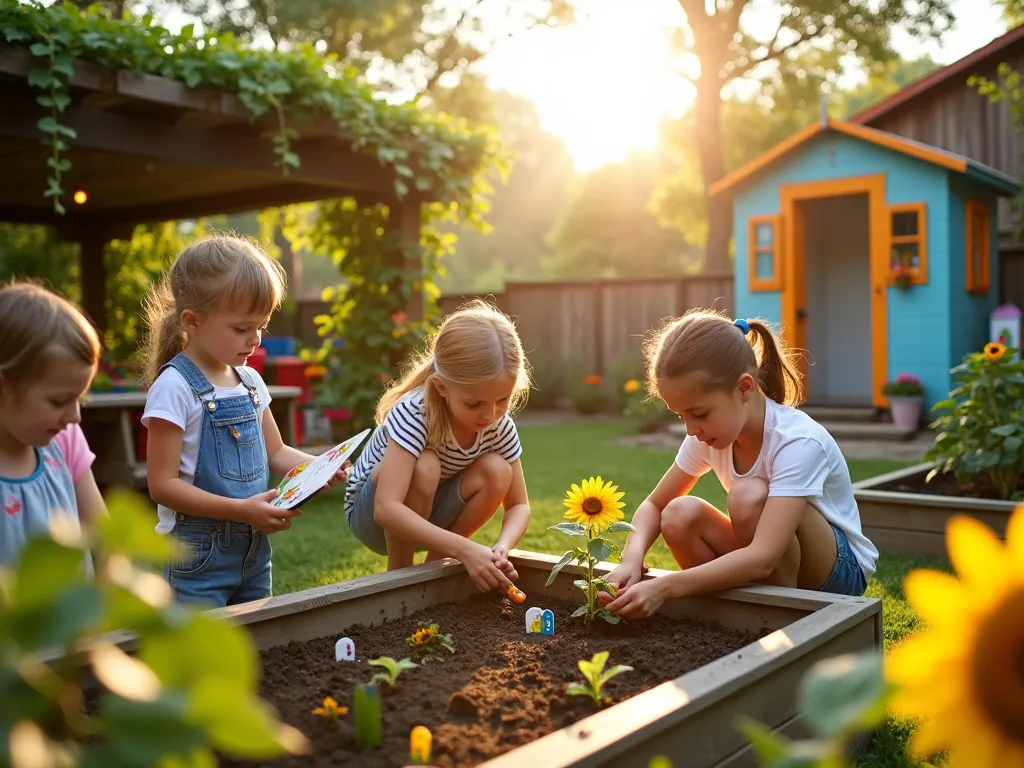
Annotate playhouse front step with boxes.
[800,405,878,423]
[818,421,918,441]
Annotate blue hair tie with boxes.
[734,319,750,334]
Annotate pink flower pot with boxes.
[889,396,922,430]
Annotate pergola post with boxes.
[78,229,109,335]
[386,196,424,322]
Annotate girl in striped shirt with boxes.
[345,300,531,593]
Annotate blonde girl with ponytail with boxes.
[345,300,533,594]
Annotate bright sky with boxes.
[481,0,1008,172]
[156,0,1008,174]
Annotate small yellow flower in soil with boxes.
[624,379,642,394]
[563,476,625,534]
[410,627,435,647]
[984,342,1007,362]
[312,696,347,718]
[886,503,1024,766]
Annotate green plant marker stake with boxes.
[354,683,382,749]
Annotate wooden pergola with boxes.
[0,45,424,331]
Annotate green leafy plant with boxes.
[353,683,382,749]
[404,620,456,663]
[880,372,924,397]
[0,1,498,214]
[925,343,1024,500]
[547,476,634,624]
[566,651,633,706]
[571,372,609,415]
[368,656,418,688]
[0,491,306,767]
[622,379,671,433]
[738,652,889,767]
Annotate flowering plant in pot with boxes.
[881,372,924,430]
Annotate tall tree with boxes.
[838,55,941,117]
[545,151,700,280]
[168,0,573,96]
[672,0,954,271]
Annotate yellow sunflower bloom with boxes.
[563,476,625,534]
[409,627,435,647]
[312,696,347,718]
[984,342,1007,362]
[886,504,1024,766]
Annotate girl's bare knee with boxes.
[661,497,705,544]
[410,450,441,495]
[467,452,512,496]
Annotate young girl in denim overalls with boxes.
[142,236,347,608]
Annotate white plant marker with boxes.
[335,637,355,661]
[525,607,543,634]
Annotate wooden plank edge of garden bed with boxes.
[477,596,880,768]
[853,462,1017,512]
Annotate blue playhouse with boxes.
[710,114,1020,409]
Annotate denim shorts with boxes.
[820,523,868,597]
[346,473,467,555]
[165,514,271,608]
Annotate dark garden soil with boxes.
[223,594,766,768]
[874,467,1022,501]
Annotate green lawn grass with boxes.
[272,419,944,767]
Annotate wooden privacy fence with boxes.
[271,273,733,398]
[438,273,734,383]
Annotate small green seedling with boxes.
[368,656,418,688]
[405,620,456,663]
[567,651,633,706]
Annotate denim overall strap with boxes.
[160,353,215,399]
[162,355,272,607]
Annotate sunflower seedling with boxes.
[567,651,633,706]
[368,656,418,688]
[404,620,456,663]
[547,476,635,623]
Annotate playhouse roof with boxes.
[708,117,1021,198]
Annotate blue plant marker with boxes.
[541,609,554,636]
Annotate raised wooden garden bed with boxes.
[853,462,1018,559]
[209,550,880,768]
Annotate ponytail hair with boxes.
[142,235,285,383]
[376,300,531,449]
[645,308,804,406]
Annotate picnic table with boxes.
[80,387,303,490]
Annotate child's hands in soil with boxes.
[602,578,668,620]
[460,541,515,593]
[491,544,519,581]
[238,489,302,534]
[604,557,645,592]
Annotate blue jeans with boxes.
[165,515,271,606]
[820,523,868,596]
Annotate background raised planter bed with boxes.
[853,462,1018,559]
[209,551,880,768]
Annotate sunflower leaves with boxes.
[604,522,636,534]
[549,522,588,537]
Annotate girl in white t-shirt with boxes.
[603,310,878,620]
[345,300,532,594]
[142,236,347,608]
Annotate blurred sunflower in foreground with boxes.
[886,503,1024,766]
